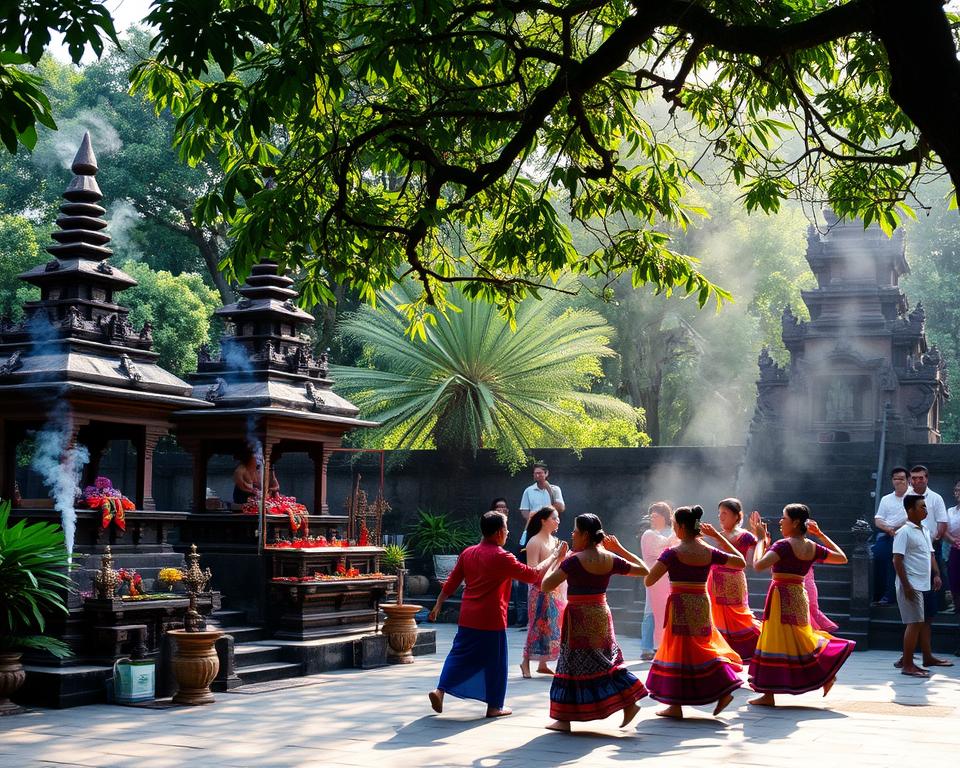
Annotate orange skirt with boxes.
[646,583,743,705]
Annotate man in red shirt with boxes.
[428,511,568,717]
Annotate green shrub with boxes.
[406,510,474,557]
[0,500,73,658]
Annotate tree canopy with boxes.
[4,2,960,330]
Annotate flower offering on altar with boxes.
[158,567,184,591]
[117,568,143,597]
[265,535,360,550]
[271,571,388,583]
[242,493,310,536]
[80,476,135,531]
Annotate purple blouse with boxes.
[770,539,828,576]
[560,554,631,595]
[658,547,728,584]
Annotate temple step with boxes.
[235,661,304,685]
[233,644,284,667]
[218,625,268,643]
[206,609,247,627]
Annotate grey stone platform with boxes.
[1,625,958,768]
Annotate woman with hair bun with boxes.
[704,498,762,660]
[748,504,854,706]
[541,513,649,732]
[645,505,746,719]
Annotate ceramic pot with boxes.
[0,653,25,715]
[168,629,223,705]
[380,604,421,664]
[405,574,430,596]
[432,554,459,584]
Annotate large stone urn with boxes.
[0,652,26,715]
[381,605,421,664]
[168,629,223,705]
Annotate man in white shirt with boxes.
[910,465,948,614]
[873,466,909,605]
[519,463,565,530]
[893,494,949,676]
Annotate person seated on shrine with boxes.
[232,452,280,504]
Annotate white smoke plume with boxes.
[105,199,143,261]
[221,339,254,374]
[49,110,123,169]
[30,403,90,563]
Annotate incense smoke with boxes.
[30,403,90,562]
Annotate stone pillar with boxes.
[848,518,873,650]
[137,426,167,511]
[310,448,331,515]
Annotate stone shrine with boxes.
[751,210,948,447]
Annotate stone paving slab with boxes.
[1,624,958,768]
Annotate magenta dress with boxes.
[804,566,838,632]
[749,540,854,694]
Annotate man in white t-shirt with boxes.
[873,466,909,605]
[910,465,948,614]
[893,494,948,676]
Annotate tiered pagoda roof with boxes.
[185,261,369,423]
[0,133,204,405]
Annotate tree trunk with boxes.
[189,224,234,304]
[874,0,960,193]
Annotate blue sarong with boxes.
[437,627,508,709]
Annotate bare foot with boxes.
[655,705,683,719]
[922,657,954,667]
[620,702,640,728]
[546,719,571,732]
[537,664,555,675]
[486,707,513,718]
[822,677,835,697]
[749,694,775,707]
[428,689,444,713]
[713,693,734,716]
[519,661,531,679]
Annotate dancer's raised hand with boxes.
[602,534,624,552]
[699,522,720,540]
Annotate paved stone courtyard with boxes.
[2,624,958,768]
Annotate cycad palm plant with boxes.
[332,280,641,467]
[0,500,73,658]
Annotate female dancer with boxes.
[705,498,762,660]
[520,506,567,677]
[542,513,649,732]
[645,505,745,719]
[748,505,855,706]
[640,501,673,660]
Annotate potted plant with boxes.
[0,500,73,714]
[406,510,474,583]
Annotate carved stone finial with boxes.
[305,380,325,410]
[0,350,23,377]
[72,131,98,176]
[93,546,120,600]
[118,353,144,382]
[180,543,213,631]
[205,377,228,402]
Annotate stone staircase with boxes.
[206,607,304,687]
